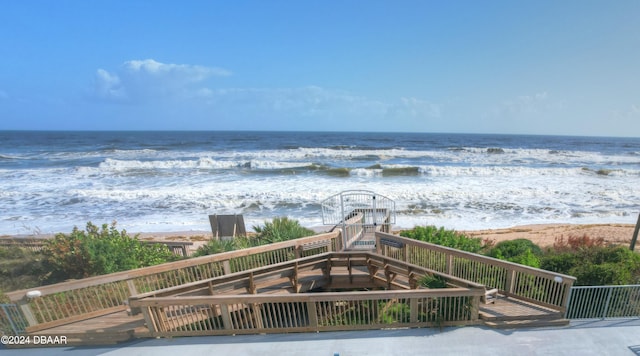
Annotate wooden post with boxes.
[17,299,38,327]
[220,304,233,330]
[630,212,640,251]
[505,269,516,298]
[446,254,453,275]
[410,298,418,323]
[140,307,157,333]
[307,301,318,330]
[126,280,138,296]
[470,295,480,321]
[223,260,232,275]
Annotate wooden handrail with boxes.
[127,251,487,303]
[131,288,483,335]
[376,232,575,280]
[130,288,484,307]
[375,231,576,311]
[6,231,340,301]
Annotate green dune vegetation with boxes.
[192,217,315,257]
[0,217,317,302]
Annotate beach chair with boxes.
[209,214,246,240]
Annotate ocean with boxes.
[0,131,639,235]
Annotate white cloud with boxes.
[386,97,441,120]
[608,103,640,127]
[199,86,388,129]
[90,61,443,130]
[95,69,124,100]
[94,59,231,102]
[197,87,446,130]
[492,92,550,117]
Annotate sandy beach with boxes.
[460,223,637,248]
[130,223,639,251]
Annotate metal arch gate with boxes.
[321,190,396,250]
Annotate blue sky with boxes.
[1,1,639,136]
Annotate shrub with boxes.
[0,246,44,296]
[420,274,448,289]
[194,217,315,256]
[253,217,315,244]
[573,262,633,286]
[553,234,605,252]
[487,239,543,268]
[539,252,579,275]
[541,245,640,286]
[41,222,176,282]
[400,225,489,253]
[193,239,237,257]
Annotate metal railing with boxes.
[566,285,640,319]
[1,304,28,335]
[322,190,395,249]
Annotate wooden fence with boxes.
[130,289,482,336]
[5,231,341,332]
[375,232,576,313]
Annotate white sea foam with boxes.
[1,132,639,235]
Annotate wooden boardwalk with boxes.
[7,231,576,346]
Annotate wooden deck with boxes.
[14,310,147,347]
[479,294,569,329]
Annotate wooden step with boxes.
[479,311,564,322]
[483,318,570,329]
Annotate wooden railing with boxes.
[128,251,486,336]
[126,251,487,301]
[0,237,195,257]
[5,231,341,332]
[130,289,483,336]
[343,212,365,248]
[375,232,576,312]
